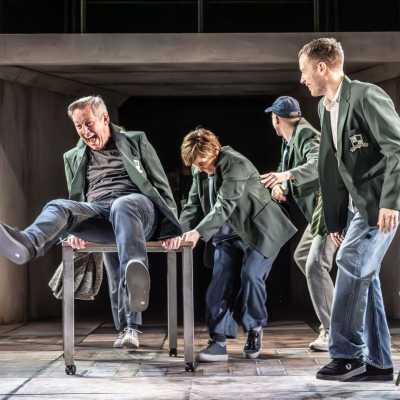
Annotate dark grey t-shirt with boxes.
[86,137,140,202]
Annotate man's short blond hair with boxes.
[181,128,221,167]
[67,95,108,119]
[298,37,344,69]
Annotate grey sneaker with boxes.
[0,224,35,265]
[126,260,150,312]
[113,329,127,348]
[122,327,140,349]
[309,328,329,352]
[197,340,228,362]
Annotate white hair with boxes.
[67,95,108,119]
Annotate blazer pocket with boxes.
[251,201,296,244]
[347,131,370,153]
[345,128,363,136]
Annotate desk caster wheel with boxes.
[169,348,178,357]
[185,362,197,372]
[65,364,76,375]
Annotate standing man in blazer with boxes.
[261,96,336,352]
[0,95,181,350]
[299,37,400,382]
[163,128,297,362]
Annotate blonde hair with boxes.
[67,95,108,119]
[298,37,344,69]
[181,128,221,167]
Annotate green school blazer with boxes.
[277,118,322,226]
[179,146,297,259]
[318,75,400,232]
[63,123,182,239]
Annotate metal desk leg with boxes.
[182,247,196,371]
[62,246,76,375]
[167,252,178,357]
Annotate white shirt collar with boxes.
[323,80,343,111]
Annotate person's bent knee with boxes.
[241,268,262,285]
[43,198,71,212]
[110,196,135,217]
[305,259,320,280]
[294,248,306,272]
[293,249,302,269]
[336,246,373,279]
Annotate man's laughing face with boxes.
[72,105,110,150]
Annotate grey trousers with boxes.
[294,224,337,331]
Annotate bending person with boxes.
[163,127,296,362]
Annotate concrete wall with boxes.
[0,81,30,323]
[0,79,76,322]
[0,79,121,322]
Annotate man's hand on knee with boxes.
[161,236,182,250]
[329,232,344,247]
[66,235,88,249]
[377,208,399,233]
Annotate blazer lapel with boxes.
[287,121,300,166]
[113,128,147,189]
[336,76,351,159]
[201,174,211,212]
[70,140,88,200]
[319,100,325,133]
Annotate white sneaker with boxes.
[309,329,329,352]
[122,327,140,349]
[113,329,127,348]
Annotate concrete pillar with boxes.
[0,80,30,323]
[0,79,121,322]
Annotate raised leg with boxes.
[167,252,178,357]
[62,245,76,375]
[182,247,196,371]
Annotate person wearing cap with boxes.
[163,127,297,362]
[261,96,337,352]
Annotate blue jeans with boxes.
[329,210,396,368]
[103,253,142,330]
[23,193,157,331]
[206,239,274,339]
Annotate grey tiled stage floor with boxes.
[0,320,399,399]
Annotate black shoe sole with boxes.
[0,225,31,265]
[345,374,394,382]
[316,365,366,381]
[126,260,150,312]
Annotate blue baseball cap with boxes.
[264,96,302,118]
